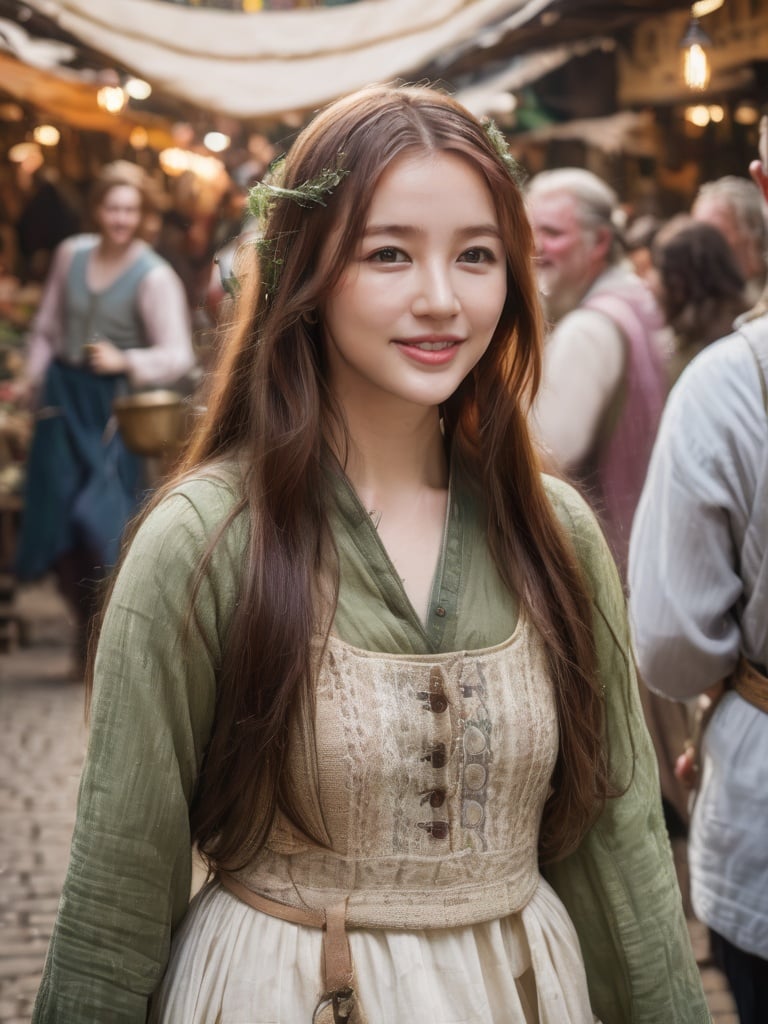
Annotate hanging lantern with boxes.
[680,13,712,91]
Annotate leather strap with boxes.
[731,656,768,714]
[218,872,357,1023]
[219,871,325,928]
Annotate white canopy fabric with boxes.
[23,0,554,120]
[511,110,657,156]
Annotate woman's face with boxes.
[95,184,143,248]
[320,150,508,415]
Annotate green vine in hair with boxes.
[245,156,349,301]
[483,120,525,185]
[253,234,284,300]
[247,157,349,223]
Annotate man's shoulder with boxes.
[676,325,761,396]
[661,326,766,461]
[581,265,663,330]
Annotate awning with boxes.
[0,50,175,145]
[510,109,658,156]
[22,0,556,120]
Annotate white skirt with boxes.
[150,876,598,1024]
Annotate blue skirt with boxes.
[15,360,142,579]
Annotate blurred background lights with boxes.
[685,104,711,127]
[9,141,44,173]
[129,126,149,149]
[159,147,225,182]
[680,13,711,91]
[96,85,127,114]
[734,103,760,126]
[203,131,231,153]
[691,0,724,15]
[9,141,41,163]
[33,124,60,146]
[0,102,24,122]
[125,77,152,101]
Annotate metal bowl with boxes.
[112,389,186,457]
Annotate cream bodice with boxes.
[234,614,559,930]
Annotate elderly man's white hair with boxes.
[526,167,625,263]
[693,175,767,255]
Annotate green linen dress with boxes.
[32,461,710,1023]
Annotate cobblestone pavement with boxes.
[0,584,85,1024]
[0,581,739,1023]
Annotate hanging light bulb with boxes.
[97,85,127,114]
[125,77,152,101]
[680,12,712,91]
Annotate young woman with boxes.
[33,86,708,1024]
[16,161,195,671]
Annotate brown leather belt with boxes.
[218,871,359,1024]
[731,656,768,714]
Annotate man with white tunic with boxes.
[526,168,667,578]
[525,169,692,844]
[629,142,768,1024]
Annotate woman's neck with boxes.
[335,399,448,510]
[95,236,142,262]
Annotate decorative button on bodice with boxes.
[420,788,446,808]
[420,742,447,768]
[416,666,448,713]
[417,820,449,839]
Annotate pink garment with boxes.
[581,280,667,577]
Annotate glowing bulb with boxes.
[708,104,724,123]
[680,14,712,91]
[125,77,152,100]
[33,124,60,146]
[9,141,42,163]
[691,0,723,16]
[685,105,711,127]
[129,126,149,149]
[97,85,127,114]
[683,44,710,90]
[734,103,760,126]
[203,131,230,153]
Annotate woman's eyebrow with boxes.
[363,223,502,238]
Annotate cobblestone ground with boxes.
[0,580,739,1023]
[0,584,85,1024]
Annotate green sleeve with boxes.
[542,478,710,1024]
[32,476,244,1024]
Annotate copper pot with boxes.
[112,389,186,457]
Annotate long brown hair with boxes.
[94,85,610,869]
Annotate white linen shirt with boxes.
[628,323,768,958]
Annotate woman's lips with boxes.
[393,336,464,365]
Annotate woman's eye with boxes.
[460,247,496,264]
[369,247,407,263]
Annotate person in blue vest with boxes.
[16,160,195,674]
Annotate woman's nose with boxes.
[412,264,461,318]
